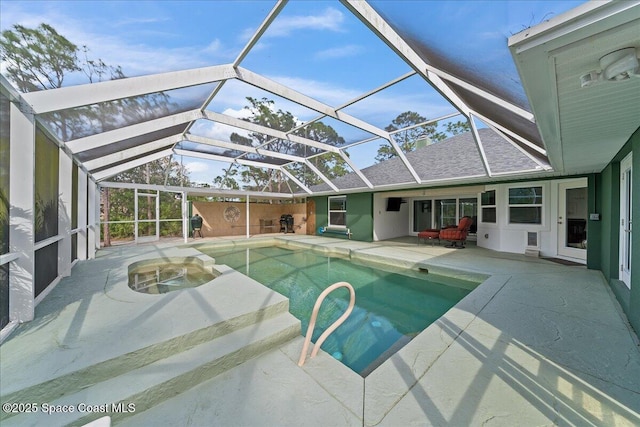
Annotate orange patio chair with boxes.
[440,216,473,248]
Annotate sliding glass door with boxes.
[414,196,478,233]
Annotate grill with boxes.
[279,214,294,233]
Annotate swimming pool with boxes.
[201,244,478,376]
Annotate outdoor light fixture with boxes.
[580,47,640,88]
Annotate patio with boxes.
[1,236,638,426]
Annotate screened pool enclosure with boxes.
[1,0,639,337]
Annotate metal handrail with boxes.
[298,281,355,367]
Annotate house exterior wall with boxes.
[373,193,410,241]
[346,193,373,242]
[312,197,328,233]
[632,133,640,334]
[476,178,588,259]
[310,194,373,241]
[374,186,484,241]
[591,126,640,335]
[321,178,590,259]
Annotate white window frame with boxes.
[507,184,544,226]
[480,189,497,224]
[328,195,347,228]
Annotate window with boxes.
[508,186,542,224]
[328,196,346,227]
[435,199,456,228]
[481,190,496,223]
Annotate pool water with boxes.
[202,245,477,376]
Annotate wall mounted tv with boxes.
[386,197,403,211]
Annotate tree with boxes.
[444,121,471,135]
[220,97,348,193]
[0,23,79,92]
[292,121,348,186]
[213,166,241,191]
[375,111,470,162]
[1,23,192,244]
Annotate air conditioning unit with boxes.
[525,231,540,257]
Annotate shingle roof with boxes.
[309,128,546,192]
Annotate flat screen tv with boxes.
[386,197,402,211]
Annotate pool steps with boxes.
[1,308,300,426]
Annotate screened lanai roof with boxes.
[1,0,592,197]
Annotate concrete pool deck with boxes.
[1,235,639,426]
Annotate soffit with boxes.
[509,1,640,174]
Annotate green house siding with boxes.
[346,193,373,242]
[631,129,640,333]
[592,126,640,336]
[590,164,619,278]
[313,197,328,234]
[586,174,601,270]
[312,193,373,242]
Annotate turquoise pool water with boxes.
[201,245,477,376]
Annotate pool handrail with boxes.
[298,281,356,367]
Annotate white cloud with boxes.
[185,161,210,174]
[222,107,252,119]
[203,39,223,54]
[314,44,363,61]
[265,7,345,37]
[111,16,170,27]
[183,159,227,185]
[267,75,360,107]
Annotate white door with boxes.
[557,180,588,261]
[620,153,632,289]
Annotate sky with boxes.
[0,0,584,185]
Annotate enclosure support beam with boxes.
[246,198,250,239]
[133,189,139,245]
[156,191,160,241]
[87,179,98,259]
[9,102,35,323]
[58,151,73,277]
[182,191,188,244]
[23,64,236,114]
[77,169,88,261]
[469,113,492,177]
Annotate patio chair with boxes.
[440,216,473,248]
[417,229,441,246]
[190,214,203,238]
